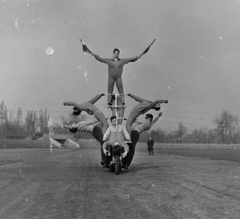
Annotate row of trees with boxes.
[1,100,240,144]
[0,101,50,139]
[139,110,240,144]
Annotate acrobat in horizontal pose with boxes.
[125,93,168,167]
[63,93,110,165]
[63,93,108,135]
[62,118,101,133]
[62,118,108,164]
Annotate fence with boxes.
[1,139,240,150]
[0,139,50,149]
[136,143,240,150]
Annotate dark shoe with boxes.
[100,160,105,165]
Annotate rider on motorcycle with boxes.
[102,116,131,158]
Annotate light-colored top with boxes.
[132,117,160,134]
[133,120,152,134]
[77,119,101,133]
[103,125,131,142]
[93,56,139,78]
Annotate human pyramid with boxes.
[63,39,168,169]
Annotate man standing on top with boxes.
[147,136,154,155]
[91,49,142,107]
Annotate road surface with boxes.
[0,148,240,219]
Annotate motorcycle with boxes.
[105,143,127,175]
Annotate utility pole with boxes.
[48,119,53,148]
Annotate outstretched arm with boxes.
[149,112,162,128]
[92,53,110,64]
[87,94,105,105]
[123,55,141,65]
[127,93,148,103]
[103,127,111,141]
[122,126,131,141]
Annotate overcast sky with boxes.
[1,0,240,131]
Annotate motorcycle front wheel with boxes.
[115,155,120,175]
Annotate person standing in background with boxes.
[147,136,154,155]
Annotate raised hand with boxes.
[103,148,109,155]
[122,151,128,158]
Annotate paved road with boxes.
[0,148,240,219]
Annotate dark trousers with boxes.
[108,77,125,104]
[92,126,106,161]
[148,148,153,155]
[125,130,140,166]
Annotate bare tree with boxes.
[38,109,50,134]
[16,107,23,127]
[214,110,239,144]
[25,110,38,138]
[176,122,188,143]
[192,127,209,143]
[6,109,15,136]
[0,101,8,138]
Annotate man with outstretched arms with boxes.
[91,49,141,106]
